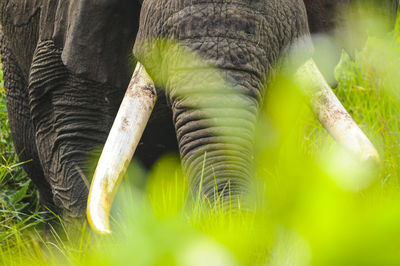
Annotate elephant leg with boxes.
[0,32,55,208]
[28,40,124,218]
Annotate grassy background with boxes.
[1,9,400,266]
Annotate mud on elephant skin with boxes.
[0,0,378,233]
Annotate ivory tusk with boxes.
[295,59,379,163]
[87,63,157,234]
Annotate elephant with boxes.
[0,0,378,234]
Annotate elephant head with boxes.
[86,0,379,234]
[0,0,379,234]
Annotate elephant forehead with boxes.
[162,4,267,46]
[135,0,312,82]
[140,0,306,42]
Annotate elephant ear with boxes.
[47,0,141,89]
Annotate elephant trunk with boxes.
[166,59,263,208]
[172,90,257,207]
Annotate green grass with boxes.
[2,12,400,266]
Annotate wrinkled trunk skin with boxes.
[171,71,258,205]
[135,0,312,207]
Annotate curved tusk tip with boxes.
[356,145,380,166]
[87,206,112,235]
[363,153,380,166]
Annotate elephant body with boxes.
[0,0,388,218]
